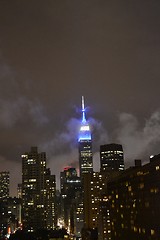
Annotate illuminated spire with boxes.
[78,96,91,141]
[82,96,86,123]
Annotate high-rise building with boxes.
[22,147,56,231]
[77,97,93,238]
[107,156,160,240]
[0,171,9,199]
[7,197,22,232]
[100,143,124,172]
[82,171,113,240]
[83,172,106,230]
[60,166,81,234]
[0,197,22,237]
[98,194,112,240]
[60,166,78,194]
[78,96,93,177]
[0,172,10,238]
[45,168,57,229]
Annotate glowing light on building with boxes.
[78,96,93,176]
[78,96,91,141]
[64,166,72,171]
[57,218,64,228]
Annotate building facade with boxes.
[0,171,9,199]
[82,171,119,240]
[107,156,160,240]
[100,143,124,172]
[22,147,56,231]
[60,166,82,235]
[78,96,93,177]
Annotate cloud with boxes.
[2,110,160,196]
[115,111,160,166]
[0,61,49,128]
[40,117,80,157]
[41,116,109,158]
[89,117,109,150]
[29,100,49,126]
[45,116,106,189]
[0,97,49,128]
[43,116,108,189]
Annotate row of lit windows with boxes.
[101,151,123,154]
[133,226,155,236]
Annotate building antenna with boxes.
[82,96,86,123]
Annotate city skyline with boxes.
[0,1,160,197]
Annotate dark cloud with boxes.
[0,0,160,196]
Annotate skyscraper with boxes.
[100,143,124,171]
[78,96,93,177]
[0,171,9,199]
[60,166,81,233]
[0,172,10,237]
[22,147,56,231]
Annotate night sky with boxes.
[0,0,160,196]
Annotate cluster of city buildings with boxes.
[0,97,160,240]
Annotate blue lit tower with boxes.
[78,96,93,177]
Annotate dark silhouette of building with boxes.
[100,143,124,172]
[0,197,21,238]
[107,156,160,240]
[21,147,56,231]
[60,166,82,235]
[9,227,69,240]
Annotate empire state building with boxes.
[78,96,93,177]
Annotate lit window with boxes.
[134,227,137,232]
[151,229,155,235]
[139,183,144,189]
[142,228,145,234]
[128,186,132,191]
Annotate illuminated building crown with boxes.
[78,96,91,141]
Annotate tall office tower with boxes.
[22,147,56,231]
[82,172,112,225]
[45,168,57,229]
[0,171,9,199]
[81,171,115,240]
[82,170,121,240]
[98,194,112,240]
[78,96,93,177]
[0,172,9,238]
[100,143,124,172]
[60,166,78,194]
[60,166,81,234]
[83,172,106,230]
